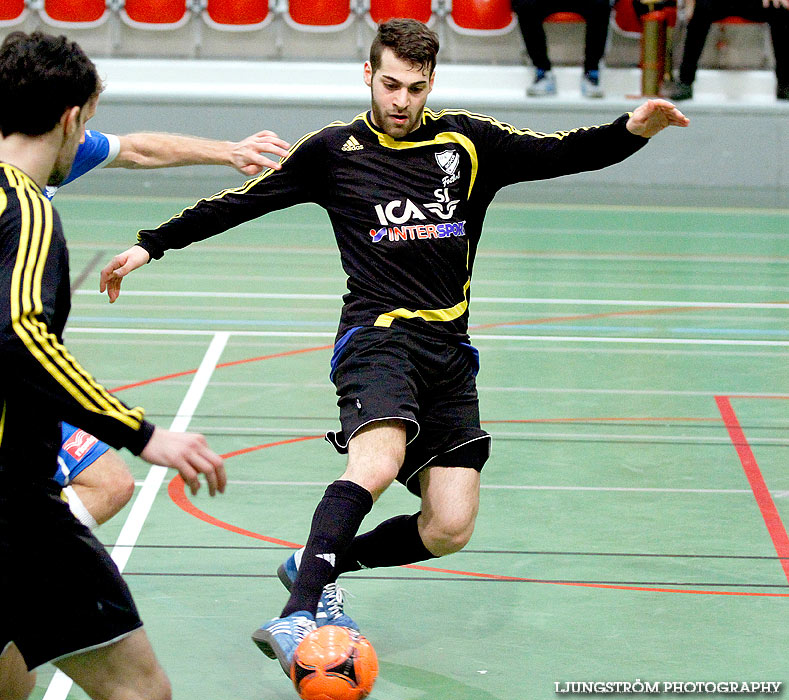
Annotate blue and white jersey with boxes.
[44,129,121,199]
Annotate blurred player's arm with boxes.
[106,130,291,175]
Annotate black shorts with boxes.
[325,326,491,496]
[0,476,142,671]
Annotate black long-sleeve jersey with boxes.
[0,164,154,482]
[136,108,648,343]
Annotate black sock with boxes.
[334,512,436,578]
[281,480,373,618]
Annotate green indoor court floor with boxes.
[30,195,789,699]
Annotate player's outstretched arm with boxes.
[626,99,690,138]
[107,130,291,175]
[140,427,226,496]
[99,245,150,303]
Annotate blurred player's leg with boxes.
[0,643,35,700]
[58,424,135,528]
[54,628,170,700]
[68,450,135,527]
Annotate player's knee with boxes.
[342,456,400,501]
[421,514,476,556]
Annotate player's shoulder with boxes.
[424,107,524,135]
[284,113,369,162]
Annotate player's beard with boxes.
[370,98,422,138]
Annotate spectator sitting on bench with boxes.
[512,0,613,98]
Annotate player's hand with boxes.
[140,428,226,497]
[626,99,690,138]
[231,130,291,175]
[99,245,150,303]
[763,0,789,10]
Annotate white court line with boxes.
[181,426,788,445]
[205,480,757,495]
[65,327,789,347]
[44,332,229,700]
[74,290,789,309]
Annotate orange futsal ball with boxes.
[291,625,379,700]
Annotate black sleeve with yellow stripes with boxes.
[473,113,648,191]
[0,170,154,455]
[137,130,327,260]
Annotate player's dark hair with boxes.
[370,18,439,75]
[0,31,101,137]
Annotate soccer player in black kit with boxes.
[101,18,690,676]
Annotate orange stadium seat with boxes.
[716,15,757,26]
[286,0,354,29]
[40,0,108,27]
[203,0,270,29]
[545,11,583,24]
[121,0,190,28]
[448,0,516,34]
[611,0,642,37]
[0,0,27,25]
[369,0,432,25]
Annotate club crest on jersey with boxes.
[435,149,460,186]
[63,429,98,459]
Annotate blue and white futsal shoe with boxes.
[251,611,316,676]
[278,548,359,631]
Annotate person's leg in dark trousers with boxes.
[735,0,789,97]
[577,0,612,73]
[677,0,734,85]
[512,0,553,71]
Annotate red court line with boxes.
[167,439,789,598]
[715,396,789,583]
[110,344,332,392]
[485,416,719,424]
[110,303,706,394]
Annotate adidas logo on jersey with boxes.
[341,136,364,152]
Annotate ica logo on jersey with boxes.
[370,190,465,244]
[373,188,460,226]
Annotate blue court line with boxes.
[70,316,788,337]
[68,316,337,327]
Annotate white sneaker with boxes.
[581,71,604,98]
[527,69,557,97]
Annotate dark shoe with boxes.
[660,80,693,101]
[778,84,789,101]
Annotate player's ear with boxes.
[363,61,373,88]
[60,105,81,137]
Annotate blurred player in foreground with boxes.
[0,32,225,700]
[100,18,689,679]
